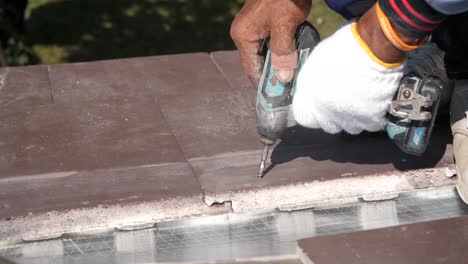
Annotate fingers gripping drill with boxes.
[256,22,320,178]
[256,32,450,177]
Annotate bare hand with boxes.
[231,0,311,88]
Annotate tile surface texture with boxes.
[298,215,468,264]
[0,58,205,220]
[138,53,258,159]
[0,51,457,222]
[0,98,184,177]
[197,51,455,194]
[0,162,199,218]
[48,58,152,103]
[0,65,52,108]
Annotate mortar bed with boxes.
[1,186,467,264]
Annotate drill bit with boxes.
[258,143,271,178]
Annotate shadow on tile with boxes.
[265,122,452,174]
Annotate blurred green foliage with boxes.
[6,0,344,65]
[0,0,38,65]
[310,0,345,37]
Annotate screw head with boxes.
[403,89,412,99]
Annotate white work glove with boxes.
[292,22,405,135]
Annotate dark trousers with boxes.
[432,12,468,80]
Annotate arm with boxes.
[292,0,450,134]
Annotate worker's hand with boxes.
[292,5,407,135]
[231,0,311,88]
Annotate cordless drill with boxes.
[386,43,453,155]
[256,22,320,178]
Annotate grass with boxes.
[310,0,346,37]
[18,0,344,65]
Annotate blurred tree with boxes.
[9,0,343,65]
[0,0,38,66]
[0,43,6,66]
[26,0,245,64]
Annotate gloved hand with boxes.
[231,0,311,87]
[293,5,408,135]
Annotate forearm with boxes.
[357,0,450,64]
[378,0,446,39]
[357,5,405,64]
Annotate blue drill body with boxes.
[386,43,452,156]
[256,22,320,177]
